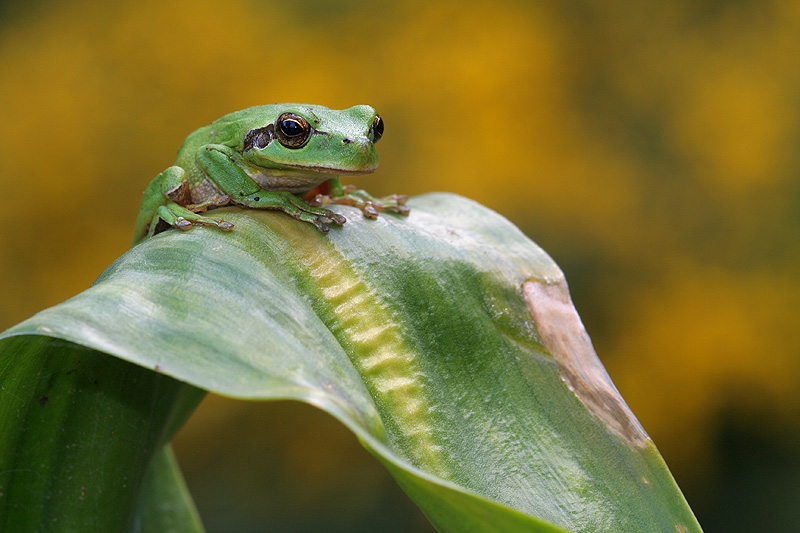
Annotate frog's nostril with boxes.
[342,137,353,144]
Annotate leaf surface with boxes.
[0,193,701,532]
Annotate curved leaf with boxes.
[0,193,701,532]
[131,446,205,533]
[0,336,205,532]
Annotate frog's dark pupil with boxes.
[281,119,303,137]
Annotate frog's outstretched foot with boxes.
[150,202,234,238]
[310,185,410,219]
[236,190,346,234]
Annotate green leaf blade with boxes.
[0,336,204,532]
[1,193,701,532]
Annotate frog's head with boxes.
[237,104,382,178]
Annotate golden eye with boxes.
[275,113,311,148]
[370,114,384,143]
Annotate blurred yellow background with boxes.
[2,0,799,531]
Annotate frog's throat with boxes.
[244,166,371,194]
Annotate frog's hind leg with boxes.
[149,203,234,239]
[143,165,234,239]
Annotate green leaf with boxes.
[0,336,205,532]
[0,193,701,532]
[130,446,205,533]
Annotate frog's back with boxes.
[175,105,271,160]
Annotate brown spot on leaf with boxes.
[523,278,649,447]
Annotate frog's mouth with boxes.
[286,163,377,176]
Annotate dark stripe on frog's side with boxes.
[242,124,331,153]
[242,124,275,152]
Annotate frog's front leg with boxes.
[309,178,410,219]
[197,145,346,233]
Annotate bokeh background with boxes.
[2,0,799,531]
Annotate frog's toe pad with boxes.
[175,217,193,231]
[310,218,331,234]
[328,212,347,225]
[363,204,379,218]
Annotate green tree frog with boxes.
[132,104,408,245]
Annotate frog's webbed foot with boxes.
[236,191,346,234]
[150,202,234,238]
[310,185,410,219]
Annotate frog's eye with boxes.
[370,114,384,144]
[276,113,312,149]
